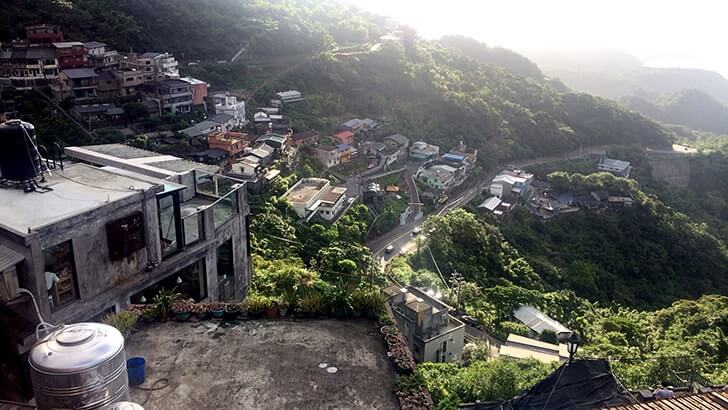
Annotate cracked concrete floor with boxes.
[125,319,398,409]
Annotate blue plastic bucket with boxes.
[126,357,146,386]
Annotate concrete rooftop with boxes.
[66,144,220,178]
[0,164,156,235]
[284,179,328,204]
[126,320,398,409]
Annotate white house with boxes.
[281,178,348,221]
[212,93,246,128]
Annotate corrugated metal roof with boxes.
[513,305,571,335]
[605,390,728,409]
[0,246,24,271]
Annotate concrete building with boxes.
[0,144,251,401]
[181,77,210,109]
[52,68,98,101]
[290,129,320,147]
[212,93,246,128]
[598,156,632,177]
[25,24,64,44]
[416,164,458,190]
[0,48,59,89]
[141,79,193,114]
[333,130,355,145]
[275,90,303,103]
[409,140,440,160]
[207,131,249,159]
[281,178,348,222]
[449,141,478,167]
[115,68,145,96]
[383,285,465,363]
[121,51,179,82]
[52,41,87,69]
[489,169,534,198]
[315,145,344,168]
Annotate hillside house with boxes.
[207,131,249,159]
[181,77,209,109]
[382,285,465,363]
[52,68,98,100]
[489,169,534,198]
[333,130,355,145]
[212,93,246,128]
[290,129,320,147]
[52,41,87,69]
[281,178,348,221]
[409,140,440,160]
[416,164,458,190]
[275,90,303,103]
[141,79,193,114]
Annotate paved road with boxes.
[367,145,613,261]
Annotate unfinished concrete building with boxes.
[0,140,251,402]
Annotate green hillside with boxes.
[1,0,674,161]
[622,89,728,134]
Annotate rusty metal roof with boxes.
[606,391,728,409]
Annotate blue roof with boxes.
[337,143,351,149]
[442,153,466,162]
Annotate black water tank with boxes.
[0,119,42,181]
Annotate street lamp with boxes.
[566,333,581,364]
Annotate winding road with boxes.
[366,145,613,262]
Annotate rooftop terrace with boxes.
[126,320,398,409]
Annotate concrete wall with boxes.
[421,326,465,363]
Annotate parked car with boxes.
[385,245,395,254]
[412,227,422,236]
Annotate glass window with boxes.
[157,193,182,258]
[43,240,79,311]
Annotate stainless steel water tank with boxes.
[29,323,130,410]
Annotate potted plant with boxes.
[224,303,241,320]
[351,290,367,318]
[332,288,352,319]
[209,302,225,319]
[379,314,394,327]
[191,303,210,321]
[152,288,180,321]
[364,290,385,320]
[262,296,278,319]
[245,294,265,319]
[298,292,321,319]
[277,298,290,318]
[238,302,249,320]
[171,299,193,322]
[380,325,398,336]
[141,306,156,323]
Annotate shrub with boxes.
[103,311,140,337]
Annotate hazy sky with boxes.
[350,0,728,77]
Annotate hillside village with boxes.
[0,9,727,410]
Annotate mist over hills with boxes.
[523,48,728,104]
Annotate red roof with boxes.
[334,130,354,139]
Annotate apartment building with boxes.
[121,52,179,82]
[141,79,193,114]
[0,48,59,89]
